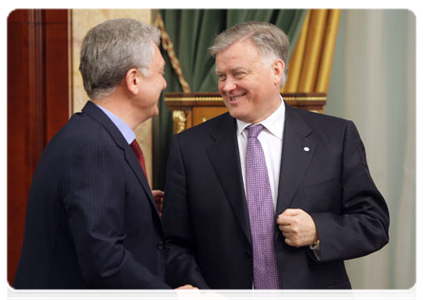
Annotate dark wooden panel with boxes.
[7,11,43,287]
[165,92,327,134]
[44,10,70,141]
[7,9,69,285]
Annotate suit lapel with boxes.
[204,105,315,244]
[124,148,160,216]
[206,114,252,244]
[82,101,160,217]
[275,103,315,217]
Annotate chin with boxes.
[228,107,246,120]
[228,111,245,122]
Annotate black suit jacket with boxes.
[162,102,389,289]
[14,101,170,289]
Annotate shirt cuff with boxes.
[310,239,321,261]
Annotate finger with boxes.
[284,237,294,247]
[282,208,301,216]
[277,214,292,225]
[175,284,197,290]
[152,190,165,196]
[282,231,294,240]
[279,224,291,233]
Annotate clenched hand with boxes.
[276,208,319,247]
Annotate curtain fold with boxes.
[153,9,308,189]
[316,10,342,92]
[282,9,341,94]
[298,9,329,93]
[282,11,310,93]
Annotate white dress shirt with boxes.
[237,97,285,210]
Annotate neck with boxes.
[249,94,282,124]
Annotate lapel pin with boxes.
[303,147,310,152]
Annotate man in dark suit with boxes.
[162,21,389,289]
[13,18,194,289]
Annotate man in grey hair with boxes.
[162,21,389,289]
[14,18,194,289]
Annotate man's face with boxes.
[137,44,167,118]
[215,39,283,124]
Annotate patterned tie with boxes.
[130,139,148,179]
[246,124,281,289]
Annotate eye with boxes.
[217,74,226,81]
[234,72,246,79]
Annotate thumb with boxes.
[282,208,300,216]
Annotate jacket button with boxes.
[244,251,252,258]
[157,241,165,250]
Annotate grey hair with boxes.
[209,21,289,86]
[79,18,161,100]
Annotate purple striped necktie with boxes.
[245,124,281,289]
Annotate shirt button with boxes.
[157,241,165,250]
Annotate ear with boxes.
[272,60,285,86]
[125,68,140,95]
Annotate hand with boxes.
[203,292,229,300]
[276,208,318,248]
[152,190,164,217]
[175,285,209,300]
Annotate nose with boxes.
[162,77,167,90]
[220,77,236,93]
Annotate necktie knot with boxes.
[248,124,264,138]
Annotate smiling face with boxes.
[215,39,284,124]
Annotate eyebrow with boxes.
[216,67,247,75]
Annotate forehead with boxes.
[152,44,165,67]
[215,39,262,72]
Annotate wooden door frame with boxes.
[7,9,70,284]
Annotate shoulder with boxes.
[45,111,119,162]
[294,106,350,125]
[285,105,362,147]
[290,106,353,133]
[176,112,233,140]
[54,112,107,144]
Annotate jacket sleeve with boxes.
[311,121,390,262]
[63,139,170,289]
[162,135,210,289]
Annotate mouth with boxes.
[228,93,247,102]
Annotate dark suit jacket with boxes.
[162,102,389,289]
[14,101,170,289]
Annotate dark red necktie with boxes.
[130,139,148,179]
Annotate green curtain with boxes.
[153,9,308,189]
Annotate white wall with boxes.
[326,9,416,289]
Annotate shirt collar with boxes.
[236,95,285,140]
[95,103,136,144]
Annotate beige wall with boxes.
[70,9,155,186]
